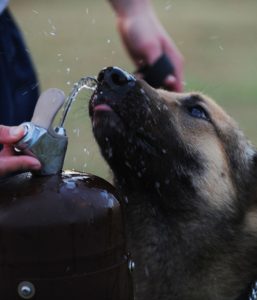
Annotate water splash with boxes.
[58,76,98,128]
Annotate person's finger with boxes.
[162,63,184,92]
[163,75,177,91]
[0,155,41,177]
[165,54,184,92]
[0,125,25,144]
[164,74,183,92]
[162,39,184,92]
[0,144,15,156]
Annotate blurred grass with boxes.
[10,0,257,179]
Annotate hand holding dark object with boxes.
[109,0,184,91]
[0,125,41,177]
[137,54,176,89]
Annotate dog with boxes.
[89,67,257,300]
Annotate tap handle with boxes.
[31,88,65,129]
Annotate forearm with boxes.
[108,0,153,17]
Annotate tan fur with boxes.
[159,90,238,211]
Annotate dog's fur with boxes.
[89,68,257,300]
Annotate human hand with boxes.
[0,125,41,177]
[116,6,184,91]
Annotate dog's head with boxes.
[89,67,257,211]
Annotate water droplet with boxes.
[83,148,89,154]
[100,190,109,198]
[107,39,111,44]
[107,147,113,158]
[73,128,80,136]
[128,260,135,272]
[144,266,150,277]
[66,181,76,190]
[108,197,114,208]
[165,3,172,10]
[32,9,39,14]
[31,82,39,90]
[155,182,161,195]
[165,178,170,185]
[125,161,132,169]
[22,90,29,96]
[163,104,168,111]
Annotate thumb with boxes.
[0,125,25,144]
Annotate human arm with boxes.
[0,125,41,177]
[108,0,184,91]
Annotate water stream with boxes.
[58,76,98,128]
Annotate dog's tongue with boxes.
[92,104,113,128]
[94,104,113,112]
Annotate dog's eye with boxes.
[188,105,209,121]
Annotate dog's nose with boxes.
[97,67,136,88]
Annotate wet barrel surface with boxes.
[0,171,133,300]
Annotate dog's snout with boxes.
[97,67,136,88]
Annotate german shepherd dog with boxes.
[89,67,257,300]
